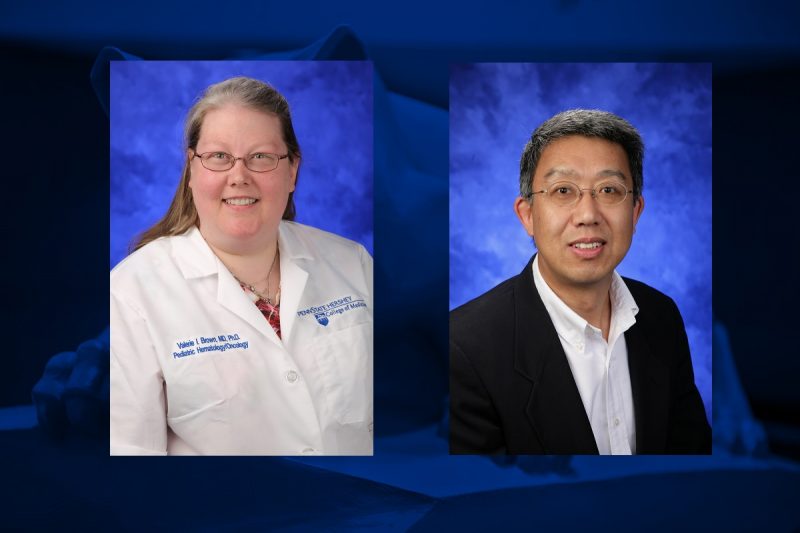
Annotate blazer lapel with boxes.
[626,321,670,453]
[512,257,599,455]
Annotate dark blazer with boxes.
[450,256,711,455]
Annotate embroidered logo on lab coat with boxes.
[298,295,367,327]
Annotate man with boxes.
[450,109,711,455]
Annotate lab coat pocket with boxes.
[165,355,231,422]
[167,398,226,424]
[310,322,372,425]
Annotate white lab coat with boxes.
[110,221,373,455]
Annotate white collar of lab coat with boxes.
[170,226,218,280]
[169,222,312,344]
[170,222,315,280]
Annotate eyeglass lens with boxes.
[547,181,628,206]
[200,152,280,172]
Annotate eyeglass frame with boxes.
[526,180,634,207]
[191,150,290,173]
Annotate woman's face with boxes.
[189,104,298,253]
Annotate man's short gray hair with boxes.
[519,109,644,200]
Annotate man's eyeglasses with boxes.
[528,180,633,207]
[192,151,289,173]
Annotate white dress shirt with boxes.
[532,256,638,455]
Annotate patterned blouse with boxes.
[239,284,281,339]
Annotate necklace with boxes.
[234,247,281,306]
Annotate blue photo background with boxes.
[450,63,712,419]
[110,61,373,268]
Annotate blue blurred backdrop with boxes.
[2,1,800,529]
[110,61,373,268]
[450,63,712,420]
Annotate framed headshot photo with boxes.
[449,63,711,455]
[109,61,374,456]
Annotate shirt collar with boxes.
[608,268,639,340]
[532,255,639,348]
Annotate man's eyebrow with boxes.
[542,167,578,180]
[597,169,629,181]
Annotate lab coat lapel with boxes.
[513,257,599,455]
[277,257,308,344]
[215,258,283,345]
[277,222,312,345]
[173,227,283,344]
[626,321,670,453]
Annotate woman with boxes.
[110,77,373,455]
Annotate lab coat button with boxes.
[286,370,299,383]
[301,447,316,454]
[614,417,620,427]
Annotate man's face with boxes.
[514,135,644,295]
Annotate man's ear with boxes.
[514,196,535,238]
[632,194,645,230]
